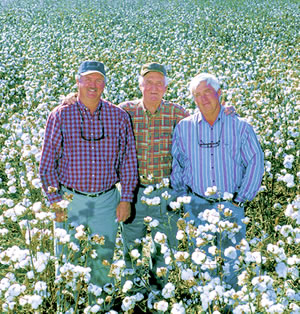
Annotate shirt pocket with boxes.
[99,130,119,161]
[222,141,240,164]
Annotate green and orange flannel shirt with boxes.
[119,99,189,185]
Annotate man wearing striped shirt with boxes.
[171,73,264,289]
[39,61,138,288]
[120,63,189,288]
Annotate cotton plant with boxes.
[0,192,114,313]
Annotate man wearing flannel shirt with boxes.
[120,63,189,288]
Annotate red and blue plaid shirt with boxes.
[39,99,138,204]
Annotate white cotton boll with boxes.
[170,201,181,210]
[122,280,133,293]
[28,295,43,309]
[171,301,186,314]
[34,281,47,293]
[143,185,154,195]
[205,186,217,196]
[130,249,140,260]
[154,231,167,244]
[176,230,185,240]
[31,178,42,189]
[154,300,169,312]
[162,283,175,299]
[192,250,206,264]
[223,192,233,200]
[90,305,101,313]
[56,200,69,209]
[32,202,42,212]
[149,219,159,228]
[161,191,171,200]
[8,186,17,194]
[181,269,194,281]
[281,174,295,188]
[208,246,218,255]
[121,296,135,311]
[151,196,161,205]
[283,154,294,169]
[174,251,189,261]
[26,271,34,279]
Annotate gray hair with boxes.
[189,73,220,95]
[138,75,169,87]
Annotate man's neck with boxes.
[202,107,221,126]
[78,98,100,114]
[143,99,161,114]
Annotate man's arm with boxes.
[171,123,188,194]
[118,113,138,203]
[234,124,264,203]
[39,109,63,204]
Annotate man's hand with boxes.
[116,201,131,222]
[55,210,67,222]
[51,203,67,222]
[224,104,236,116]
[62,92,77,106]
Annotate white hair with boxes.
[138,75,169,87]
[189,73,220,95]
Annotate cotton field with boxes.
[0,0,299,313]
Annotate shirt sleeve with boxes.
[118,113,138,202]
[39,109,63,204]
[234,124,264,203]
[171,123,188,194]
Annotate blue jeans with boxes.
[122,186,179,286]
[184,194,246,289]
[55,186,120,288]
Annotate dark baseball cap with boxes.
[140,62,167,77]
[78,61,106,77]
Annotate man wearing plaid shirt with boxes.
[39,61,138,288]
[120,63,189,288]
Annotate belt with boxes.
[192,191,226,204]
[139,183,148,188]
[62,185,115,198]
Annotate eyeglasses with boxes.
[198,122,223,148]
[77,104,105,141]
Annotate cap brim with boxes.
[80,70,105,77]
[142,69,165,77]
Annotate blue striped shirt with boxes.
[171,106,264,203]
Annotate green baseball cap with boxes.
[78,61,106,77]
[140,62,167,77]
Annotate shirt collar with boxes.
[140,99,164,115]
[196,105,225,125]
[77,98,102,113]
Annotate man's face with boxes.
[77,72,105,104]
[193,81,221,117]
[139,72,167,106]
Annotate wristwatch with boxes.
[232,200,244,207]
